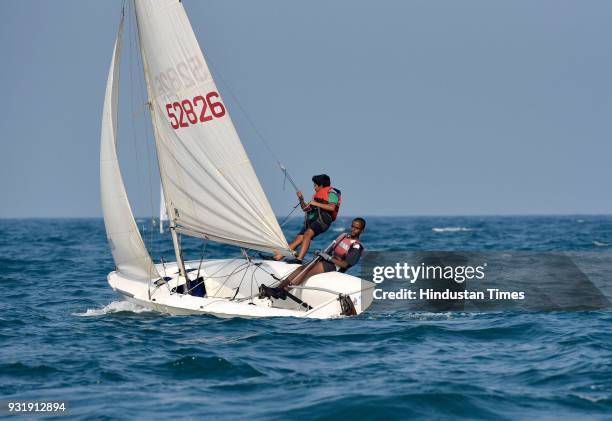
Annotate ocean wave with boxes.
[176,332,259,345]
[158,356,263,380]
[0,362,61,377]
[593,241,609,247]
[432,227,475,233]
[73,300,150,317]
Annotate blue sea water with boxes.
[1,216,611,419]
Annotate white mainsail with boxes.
[100,14,160,281]
[134,0,291,255]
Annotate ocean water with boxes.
[1,216,611,419]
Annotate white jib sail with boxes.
[100,14,160,281]
[134,0,291,255]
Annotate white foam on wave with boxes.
[593,241,609,247]
[432,227,474,233]
[363,311,480,321]
[572,393,608,403]
[332,227,345,232]
[73,300,150,317]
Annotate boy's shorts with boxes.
[298,213,332,237]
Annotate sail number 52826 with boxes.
[165,91,226,129]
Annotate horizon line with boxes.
[1,212,611,220]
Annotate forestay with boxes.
[100,14,160,281]
[134,0,291,255]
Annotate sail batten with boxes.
[100,13,160,281]
[134,0,291,255]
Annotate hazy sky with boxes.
[1,0,611,218]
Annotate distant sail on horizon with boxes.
[159,184,168,234]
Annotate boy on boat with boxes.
[277,217,366,289]
[274,174,341,264]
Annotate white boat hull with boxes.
[107,259,374,319]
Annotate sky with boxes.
[1,0,612,218]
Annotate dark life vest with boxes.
[312,186,342,221]
[332,233,363,260]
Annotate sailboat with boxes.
[100,0,374,318]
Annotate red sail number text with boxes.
[165,91,226,130]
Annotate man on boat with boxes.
[274,174,341,264]
[277,217,366,290]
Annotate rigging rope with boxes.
[205,57,301,195]
[137,2,157,257]
[195,239,208,280]
[206,56,304,226]
[125,0,159,259]
[278,202,301,228]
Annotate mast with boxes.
[132,1,189,289]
